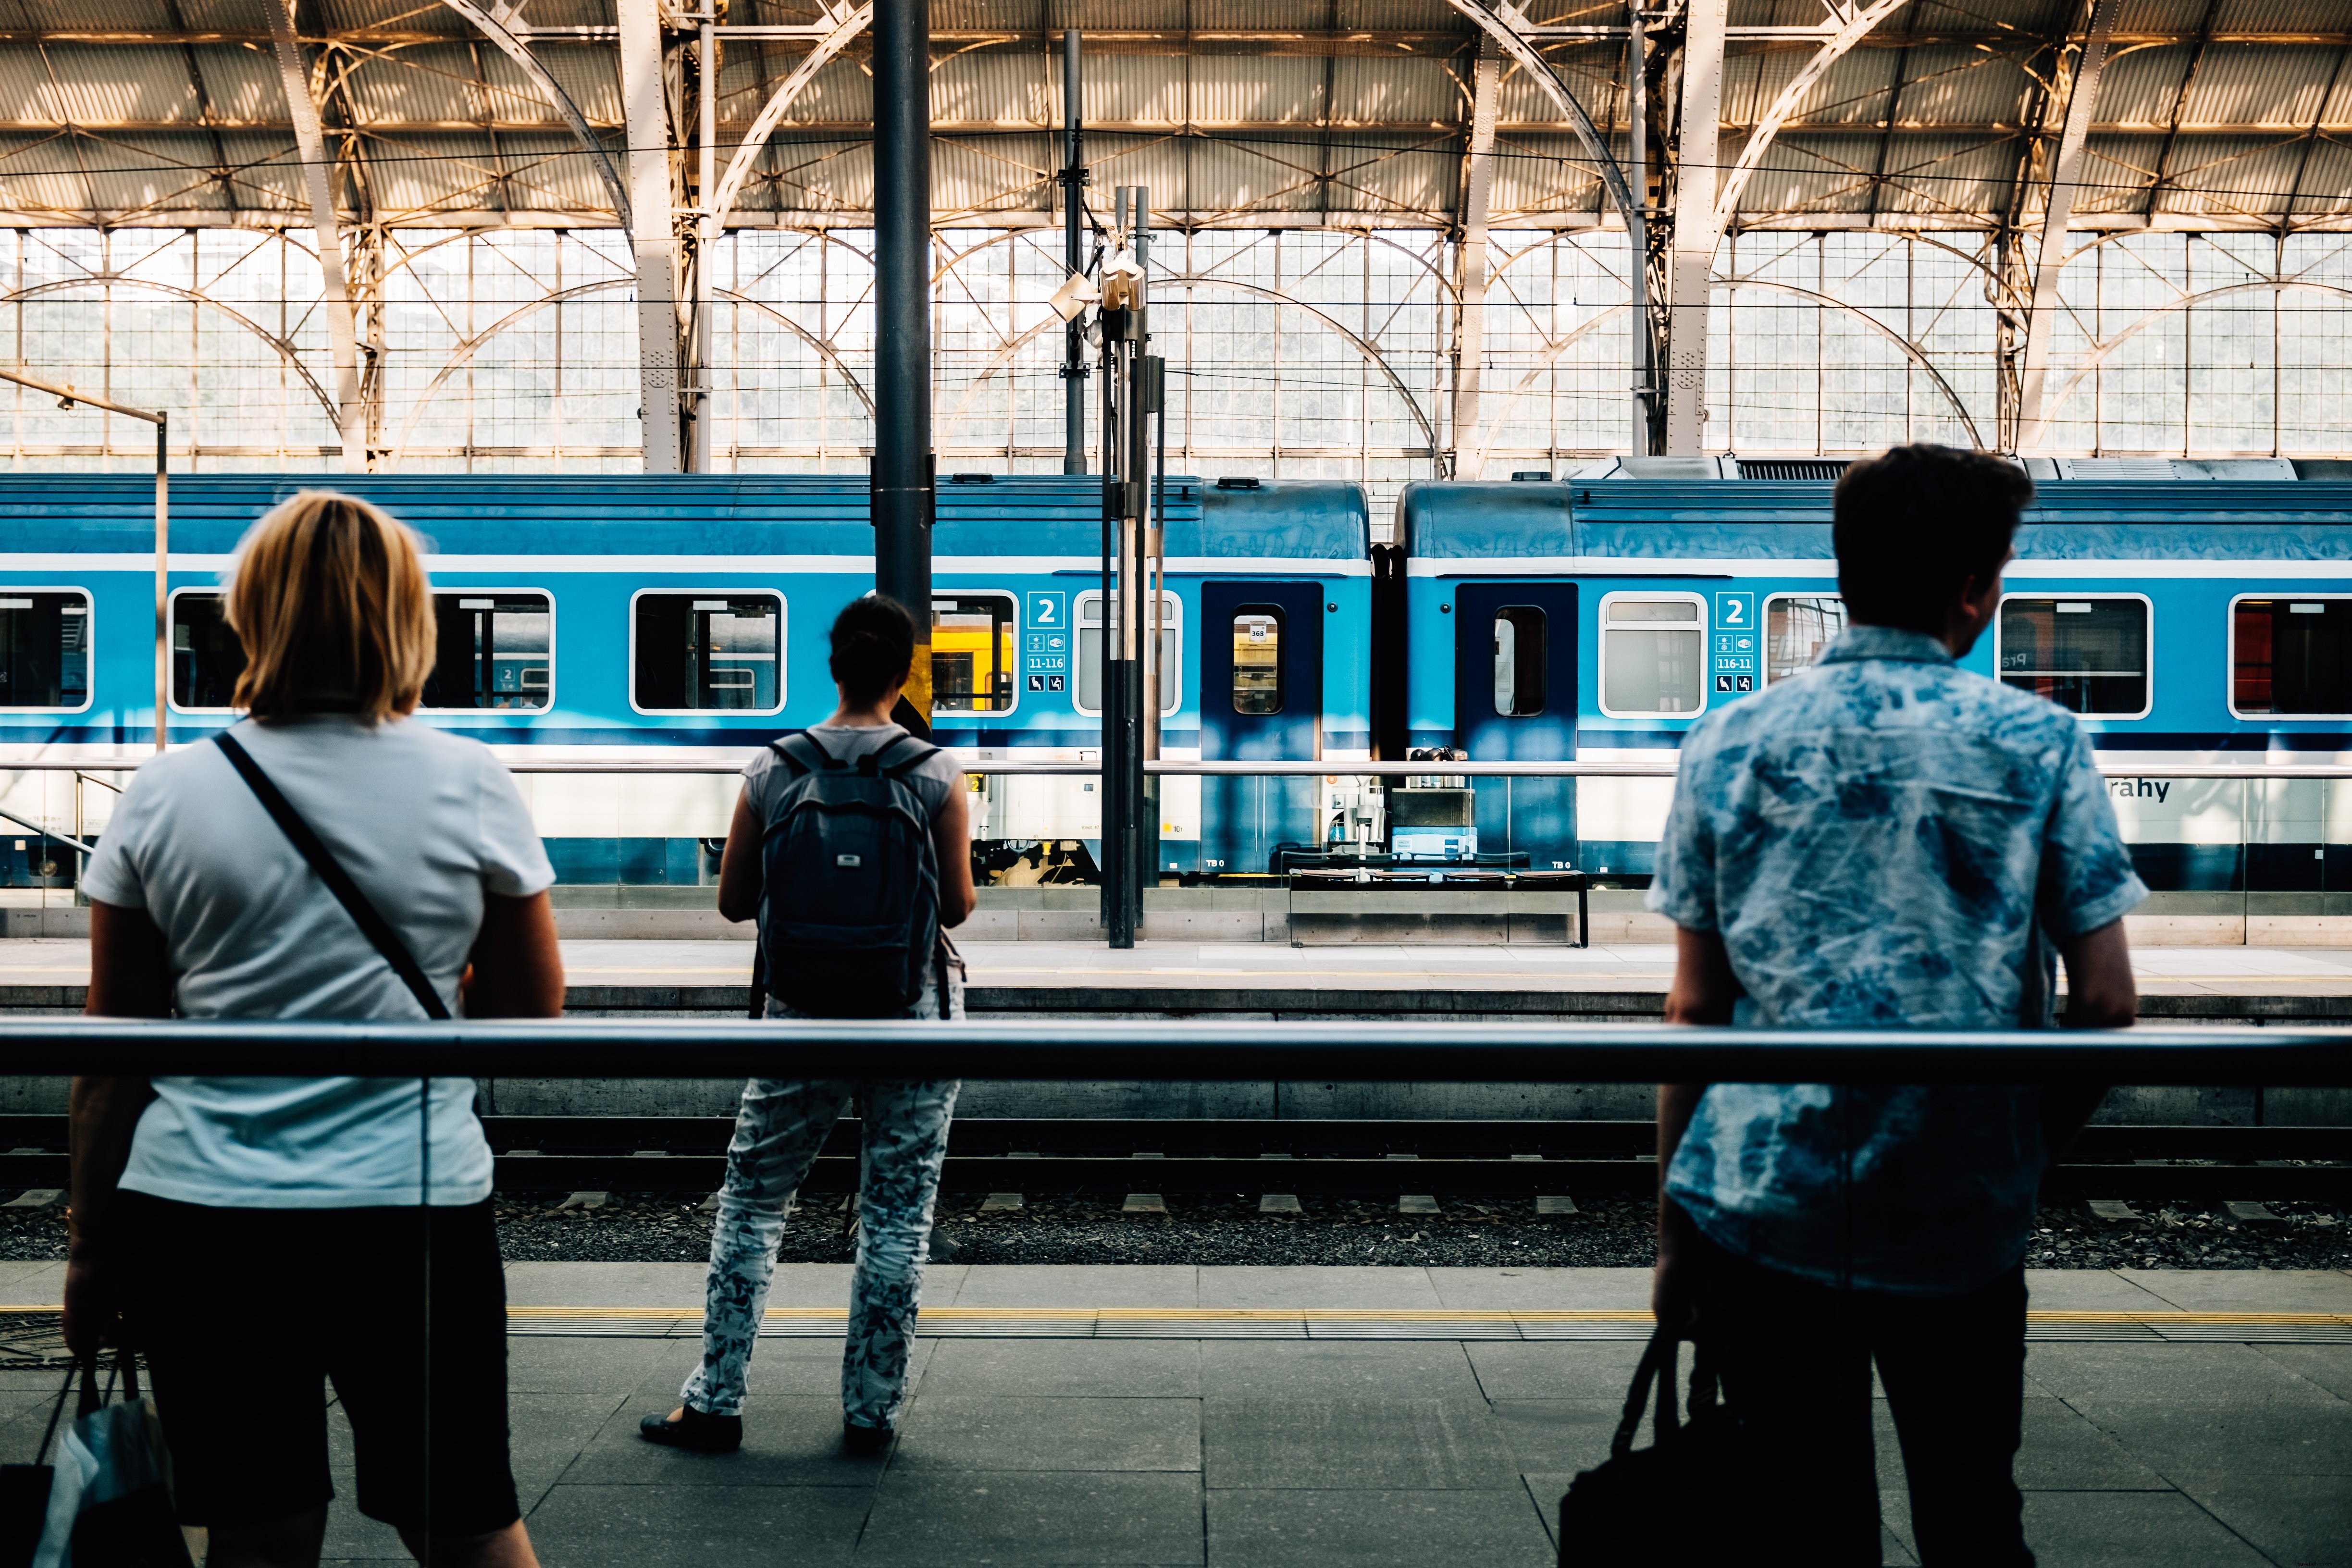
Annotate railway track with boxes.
[1,1117,2341,1202]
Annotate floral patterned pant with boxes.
[681,971,961,1430]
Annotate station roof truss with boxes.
[0,0,2338,239]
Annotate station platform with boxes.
[12,936,2352,1010]
[0,1262,2340,1566]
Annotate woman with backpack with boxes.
[64,491,562,1567]
[640,594,977,1457]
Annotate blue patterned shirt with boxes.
[1648,625,2146,1294]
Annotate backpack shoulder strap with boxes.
[772,729,836,778]
[874,734,941,778]
[214,731,451,1021]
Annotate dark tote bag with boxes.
[0,1363,76,1568]
[1557,1327,1747,1567]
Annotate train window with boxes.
[631,592,782,714]
[1231,610,1283,714]
[1074,592,1181,716]
[2233,596,2352,717]
[932,594,1016,713]
[1996,596,2149,717]
[1599,595,1705,716]
[170,592,244,710]
[0,590,91,710]
[1766,595,1846,683]
[422,592,552,711]
[1493,607,1547,716]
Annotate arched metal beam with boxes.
[1434,1,1637,231]
[1707,0,1917,239]
[1469,303,1627,473]
[2038,279,2352,432]
[2018,0,2121,450]
[710,4,872,232]
[713,286,875,418]
[931,273,1443,458]
[384,277,635,468]
[3,275,337,423]
[263,0,363,469]
[1718,276,1987,449]
[438,0,631,226]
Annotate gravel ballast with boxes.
[5,1192,2338,1271]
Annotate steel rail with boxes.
[5,1018,2351,1085]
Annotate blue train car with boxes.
[0,473,1370,882]
[1395,473,2352,888]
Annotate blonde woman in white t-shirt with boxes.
[66,492,561,1568]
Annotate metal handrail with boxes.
[0,807,92,854]
[9,757,2352,779]
[3,1017,2349,1085]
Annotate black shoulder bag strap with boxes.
[213,732,451,1022]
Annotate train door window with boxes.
[2232,595,2352,717]
[1598,593,1705,716]
[1765,595,1846,683]
[169,591,244,710]
[932,594,1016,713]
[1492,606,1547,716]
[1074,592,1182,715]
[0,590,91,711]
[422,592,552,711]
[631,591,782,714]
[1996,595,2150,717]
[1231,610,1283,714]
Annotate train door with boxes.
[1453,581,1578,870]
[1200,580,1324,874]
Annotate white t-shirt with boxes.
[741,723,964,825]
[82,715,554,1209]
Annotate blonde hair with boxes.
[225,490,434,723]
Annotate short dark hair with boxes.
[829,595,917,705]
[1832,444,2034,635]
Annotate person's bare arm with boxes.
[716,788,761,924]
[1653,924,1738,1325]
[933,784,978,928]
[68,899,173,1355]
[461,890,565,1018]
[2043,915,2133,1158]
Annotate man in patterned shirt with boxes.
[1646,444,2144,1566]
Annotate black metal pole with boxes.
[1099,286,1127,941]
[873,0,933,735]
[1061,27,1087,475]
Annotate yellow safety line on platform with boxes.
[468,1306,2352,1329]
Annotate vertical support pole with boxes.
[620,0,681,474]
[1450,35,1499,479]
[873,0,933,732]
[153,414,168,753]
[1099,186,1148,946]
[1627,11,1654,456]
[2016,0,2119,451]
[690,13,717,472]
[1061,28,1088,475]
[263,0,363,470]
[1663,0,1727,456]
[1128,191,1156,916]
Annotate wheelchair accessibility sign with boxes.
[1711,592,1759,696]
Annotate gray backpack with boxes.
[756,729,941,1019]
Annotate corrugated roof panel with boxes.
[931,50,1053,127]
[2286,138,2352,220]
[0,51,58,123]
[488,130,631,211]
[36,44,201,127]
[528,40,623,127]
[2153,137,2308,219]
[79,131,241,211]
[761,132,872,210]
[20,0,177,29]
[343,46,507,128]
[1875,46,2036,129]
[1866,133,2023,217]
[2099,43,2199,130]
[1177,54,1332,125]
[2185,44,2352,133]
[1487,131,1608,217]
[190,45,280,127]
[0,135,113,213]
[773,53,873,125]
[1328,55,1461,128]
